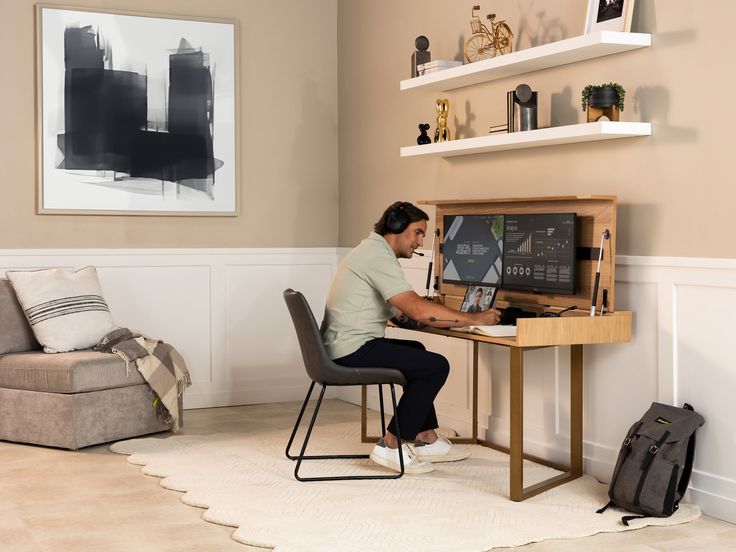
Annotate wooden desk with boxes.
[361,311,632,501]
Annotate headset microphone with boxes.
[413,251,425,256]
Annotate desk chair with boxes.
[283,289,408,481]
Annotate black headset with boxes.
[385,203,410,234]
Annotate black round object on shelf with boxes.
[588,87,619,108]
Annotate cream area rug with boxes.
[110,422,700,551]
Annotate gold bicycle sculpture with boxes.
[464,5,513,63]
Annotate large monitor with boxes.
[442,214,504,286]
[502,213,577,295]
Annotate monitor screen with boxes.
[442,214,504,286]
[502,213,577,295]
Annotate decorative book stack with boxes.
[417,60,462,76]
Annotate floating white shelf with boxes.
[400,121,652,158]
[400,31,651,92]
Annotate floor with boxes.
[1,399,735,552]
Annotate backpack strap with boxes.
[634,429,671,507]
[677,424,697,499]
[609,422,643,495]
[598,421,643,514]
[622,514,647,526]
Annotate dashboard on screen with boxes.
[502,213,577,295]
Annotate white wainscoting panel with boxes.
[0,248,337,410]
[224,262,334,404]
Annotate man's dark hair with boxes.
[374,201,429,235]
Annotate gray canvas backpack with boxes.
[597,402,704,525]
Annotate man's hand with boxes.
[470,308,502,326]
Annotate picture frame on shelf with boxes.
[36,5,238,216]
[585,0,636,34]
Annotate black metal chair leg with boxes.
[285,381,316,460]
[294,384,327,481]
[378,384,386,437]
[390,384,404,475]
[289,383,404,482]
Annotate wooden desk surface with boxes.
[395,310,632,348]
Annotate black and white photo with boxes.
[586,0,635,33]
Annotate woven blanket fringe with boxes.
[110,346,133,376]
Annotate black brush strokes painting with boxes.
[58,26,220,198]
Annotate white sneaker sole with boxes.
[415,448,472,463]
[369,451,435,474]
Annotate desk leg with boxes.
[472,341,479,443]
[570,345,583,475]
[509,347,524,501]
[482,345,584,501]
[360,384,370,443]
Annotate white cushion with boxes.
[6,267,116,353]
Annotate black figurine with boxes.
[411,35,431,78]
[417,123,431,145]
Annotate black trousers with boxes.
[335,338,450,440]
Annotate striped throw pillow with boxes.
[6,267,116,353]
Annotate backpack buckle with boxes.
[623,437,631,446]
[649,444,659,454]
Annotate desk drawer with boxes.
[516,311,632,346]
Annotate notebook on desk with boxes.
[450,324,517,338]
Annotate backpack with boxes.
[597,402,705,525]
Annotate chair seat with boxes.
[320,364,407,387]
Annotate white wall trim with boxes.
[617,254,736,269]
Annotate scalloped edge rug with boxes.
[110,423,700,551]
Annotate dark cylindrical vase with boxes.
[588,87,619,109]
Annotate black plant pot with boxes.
[588,87,620,109]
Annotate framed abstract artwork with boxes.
[36,6,238,215]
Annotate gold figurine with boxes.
[464,5,513,63]
[434,98,450,142]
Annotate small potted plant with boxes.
[581,82,625,122]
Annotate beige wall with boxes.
[0,0,338,248]
[338,0,736,258]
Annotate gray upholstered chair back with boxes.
[282,289,406,386]
[283,288,332,383]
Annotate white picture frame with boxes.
[36,5,238,216]
[585,0,636,34]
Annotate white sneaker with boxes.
[369,440,435,474]
[413,435,471,463]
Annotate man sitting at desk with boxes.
[321,201,501,474]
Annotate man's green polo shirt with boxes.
[321,232,413,359]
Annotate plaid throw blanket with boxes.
[95,328,191,431]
